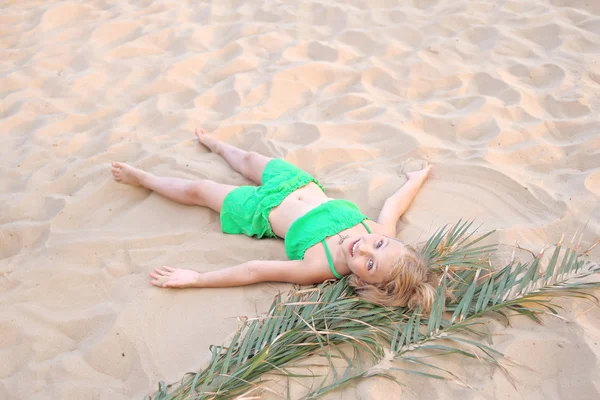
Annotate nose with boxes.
[358,245,371,256]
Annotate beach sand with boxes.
[1,0,599,398]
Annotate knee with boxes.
[244,151,259,163]
[184,181,205,204]
[241,151,259,170]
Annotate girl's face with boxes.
[344,234,404,284]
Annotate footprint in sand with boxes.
[508,63,565,90]
[306,41,338,62]
[584,172,600,197]
[0,225,50,260]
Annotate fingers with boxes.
[149,272,162,279]
[149,266,177,288]
[153,267,171,276]
[150,277,179,289]
[150,279,163,287]
[150,279,174,288]
[149,274,175,288]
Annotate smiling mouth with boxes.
[349,239,360,257]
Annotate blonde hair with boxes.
[348,244,440,312]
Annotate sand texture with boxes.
[1,0,600,399]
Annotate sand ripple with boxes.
[2,0,599,399]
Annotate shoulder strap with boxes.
[361,220,372,234]
[322,239,343,279]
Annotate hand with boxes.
[406,164,433,184]
[149,266,202,288]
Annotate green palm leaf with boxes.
[148,222,600,399]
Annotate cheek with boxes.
[349,260,360,274]
[352,269,366,281]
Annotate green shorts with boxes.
[220,159,323,238]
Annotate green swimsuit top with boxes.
[285,199,372,279]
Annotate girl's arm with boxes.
[377,165,432,236]
[149,259,328,289]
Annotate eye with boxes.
[376,240,383,249]
[367,259,374,270]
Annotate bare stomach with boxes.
[268,182,331,238]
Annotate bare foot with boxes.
[406,164,433,183]
[195,127,219,153]
[149,266,202,288]
[111,162,144,186]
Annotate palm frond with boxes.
[148,223,600,400]
[422,220,496,270]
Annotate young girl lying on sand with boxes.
[111,129,434,310]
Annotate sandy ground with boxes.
[1,0,600,399]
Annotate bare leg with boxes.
[195,128,273,185]
[111,162,235,212]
